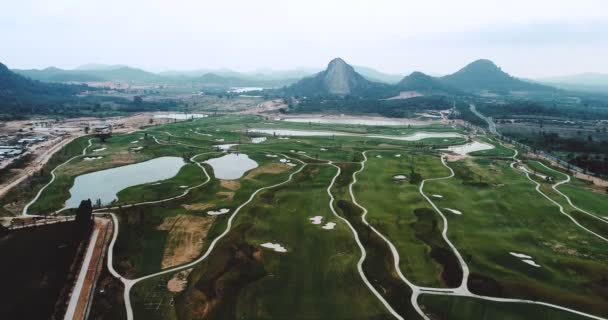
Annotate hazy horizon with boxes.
[2,0,608,78]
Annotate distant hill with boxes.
[536,73,608,93]
[75,63,128,71]
[15,66,160,84]
[14,67,105,83]
[280,58,389,96]
[0,62,90,116]
[440,59,553,93]
[396,71,459,94]
[353,65,403,83]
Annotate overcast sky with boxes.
[2,0,607,78]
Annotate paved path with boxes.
[64,218,111,320]
[98,154,306,320]
[22,138,93,216]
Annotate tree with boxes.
[133,95,143,107]
[84,126,90,134]
[74,199,93,241]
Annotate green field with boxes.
[6,115,608,320]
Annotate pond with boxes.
[204,153,258,180]
[65,157,185,208]
[153,113,208,120]
[280,117,424,126]
[441,141,494,155]
[248,129,463,141]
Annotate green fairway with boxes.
[6,114,607,320]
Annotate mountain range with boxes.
[280,58,553,97]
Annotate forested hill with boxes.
[440,59,554,93]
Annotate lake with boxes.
[248,129,463,141]
[153,113,208,120]
[65,157,185,208]
[204,153,258,179]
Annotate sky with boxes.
[2,0,608,78]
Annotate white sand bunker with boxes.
[395,154,401,157]
[83,156,103,161]
[522,259,541,267]
[150,182,162,185]
[509,252,532,259]
[278,137,290,140]
[251,137,267,144]
[322,222,336,230]
[310,216,323,225]
[131,140,139,144]
[432,194,443,198]
[266,154,278,158]
[376,155,382,158]
[261,242,287,253]
[215,138,225,142]
[179,185,188,188]
[509,252,541,267]
[280,158,291,163]
[290,149,296,152]
[297,151,306,154]
[394,175,407,180]
[444,208,462,215]
[131,146,144,151]
[287,163,297,167]
[320,148,327,151]
[207,208,230,215]
[441,141,494,155]
[93,148,106,152]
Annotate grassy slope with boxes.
[423,158,608,317]
[354,151,460,287]
[419,295,591,320]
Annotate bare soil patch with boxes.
[182,203,215,211]
[216,191,235,201]
[220,180,241,191]
[167,268,193,293]
[244,163,290,180]
[157,214,216,269]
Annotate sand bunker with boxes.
[280,158,291,163]
[266,154,278,158]
[287,163,297,167]
[522,259,541,267]
[322,222,336,230]
[207,208,230,215]
[261,242,287,253]
[131,146,144,151]
[251,137,267,144]
[394,175,407,180]
[83,156,103,161]
[442,141,494,155]
[130,140,139,144]
[432,194,443,198]
[310,216,323,225]
[320,148,327,151]
[215,138,225,142]
[179,185,188,188]
[444,208,462,215]
[297,151,306,154]
[376,155,382,158]
[509,252,541,267]
[509,252,533,259]
[93,148,107,152]
[395,154,401,157]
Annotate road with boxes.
[64,217,111,320]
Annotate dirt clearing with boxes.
[220,180,241,190]
[157,214,216,269]
[244,163,290,180]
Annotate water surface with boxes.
[65,156,185,208]
[248,129,463,141]
[205,153,258,179]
